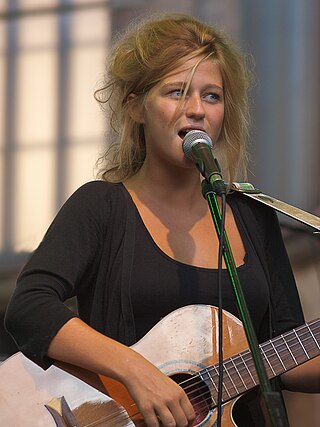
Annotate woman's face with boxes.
[133,57,225,171]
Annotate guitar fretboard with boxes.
[198,319,320,406]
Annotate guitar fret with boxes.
[280,334,298,367]
[224,361,240,395]
[230,357,248,390]
[268,342,295,373]
[199,367,217,406]
[294,328,310,359]
[260,327,312,376]
[239,353,257,386]
[244,357,259,383]
[292,328,315,358]
[236,355,256,386]
[212,365,232,398]
[270,340,286,371]
[307,324,320,350]
[199,319,320,409]
[260,345,276,376]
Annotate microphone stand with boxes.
[202,180,290,427]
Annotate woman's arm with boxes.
[47,317,195,427]
[280,356,320,393]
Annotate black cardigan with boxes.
[5,181,304,369]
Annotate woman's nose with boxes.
[185,93,205,119]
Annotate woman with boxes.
[5,13,319,426]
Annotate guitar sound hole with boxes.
[171,373,213,425]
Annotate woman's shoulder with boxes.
[66,180,129,207]
[53,181,131,227]
[42,181,131,242]
[73,180,123,197]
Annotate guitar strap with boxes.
[231,182,320,232]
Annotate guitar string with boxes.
[151,324,320,413]
[78,323,320,427]
[71,324,319,427]
[149,324,320,416]
[88,323,320,425]
[48,322,320,427]
[170,325,320,417]
[180,322,320,396]
[228,322,320,377]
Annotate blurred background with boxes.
[0,0,319,425]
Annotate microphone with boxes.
[182,130,226,195]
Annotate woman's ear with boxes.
[127,93,145,124]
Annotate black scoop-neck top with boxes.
[130,198,270,342]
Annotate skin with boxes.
[47,57,319,427]
[125,58,246,269]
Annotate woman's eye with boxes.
[204,92,221,102]
[169,89,184,98]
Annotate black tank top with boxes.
[130,199,270,342]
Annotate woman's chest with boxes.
[135,202,246,269]
[130,211,270,341]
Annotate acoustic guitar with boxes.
[0,304,319,426]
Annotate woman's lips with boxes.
[178,127,205,139]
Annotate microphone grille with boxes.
[182,130,213,158]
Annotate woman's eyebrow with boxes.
[160,81,186,89]
[161,81,223,90]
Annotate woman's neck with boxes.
[124,162,205,209]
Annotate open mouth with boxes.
[178,128,204,140]
[178,129,190,139]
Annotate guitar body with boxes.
[0,305,247,426]
[4,303,315,426]
[101,304,248,426]
[0,350,133,426]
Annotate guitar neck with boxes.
[201,318,320,406]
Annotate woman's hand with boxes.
[47,318,195,427]
[121,352,195,427]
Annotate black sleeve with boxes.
[4,181,110,368]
